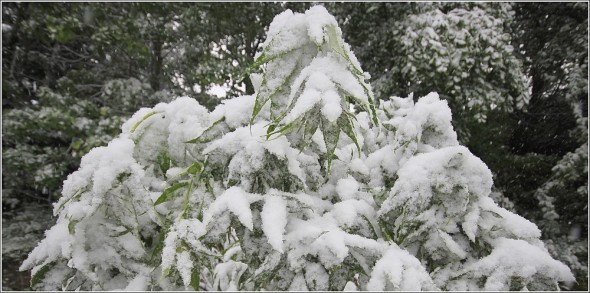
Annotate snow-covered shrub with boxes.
[21,6,574,291]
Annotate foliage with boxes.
[508,3,588,290]
[20,6,574,291]
[334,2,528,143]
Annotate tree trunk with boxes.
[150,37,163,92]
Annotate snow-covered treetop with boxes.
[21,5,573,291]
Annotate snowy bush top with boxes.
[22,5,573,291]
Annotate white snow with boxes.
[203,186,260,231]
[261,194,288,253]
[335,176,360,201]
[367,245,437,291]
[467,237,575,291]
[123,275,148,291]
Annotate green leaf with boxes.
[116,172,131,183]
[326,25,347,59]
[112,227,132,237]
[71,139,83,150]
[130,111,158,133]
[185,116,225,144]
[149,217,174,267]
[251,83,270,125]
[31,262,55,288]
[157,152,172,176]
[299,116,319,151]
[337,113,361,155]
[190,265,201,290]
[378,219,394,244]
[187,161,202,175]
[322,118,341,175]
[266,121,295,140]
[68,219,78,234]
[154,182,189,206]
[266,123,277,138]
[325,24,378,126]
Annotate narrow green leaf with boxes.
[266,121,295,140]
[190,265,201,290]
[299,117,319,151]
[266,123,277,139]
[31,262,55,288]
[186,161,202,175]
[322,118,341,175]
[251,89,270,125]
[378,219,394,244]
[337,113,361,155]
[154,182,189,206]
[56,188,86,213]
[149,219,172,266]
[157,152,172,176]
[326,25,346,58]
[68,220,78,234]
[361,214,379,239]
[130,111,158,133]
[185,116,225,144]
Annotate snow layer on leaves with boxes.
[261,195,288,253]
[213,261,248,291]
[255,4,372,133]
[478,196,541,240]
[284,214,383,271]
[379,145,492,218]
[203,186,262,231]
[121,96,209,164]
[204,122,307,186]
[365,93,458,181]
[467,238,575,290]
[284,55,366,123]
[20,222,73,271]
[123,275,148,291]
[335,176,360,201]
[367,245,438,291]
[329,199,379,237]
[57,137,140,218]
[210,94,260,129]
[161,219,207,278]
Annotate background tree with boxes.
[507,3,588,289]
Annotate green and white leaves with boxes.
[247,6,375,175]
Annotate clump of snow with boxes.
[335,176,360,201]
[214,261,248,291]
[367,245,437,291]
[203,187,262,231]
[123,275,148,291]
[467,238,575,291]
[261,194,288,253]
